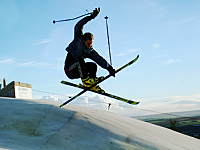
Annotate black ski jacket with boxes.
[65,16,110,69]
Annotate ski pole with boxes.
[105,16,112,66]
[53,12,92,24]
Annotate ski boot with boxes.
[81,76,105,93]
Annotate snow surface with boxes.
[0,97,200,150]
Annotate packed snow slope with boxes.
[0,97,200,150]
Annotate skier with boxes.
[64,8,115,93]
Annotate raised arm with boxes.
[74,8,100,39]
[74,16,92,39]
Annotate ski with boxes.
[61,81,139,105]
[59,55,139,107]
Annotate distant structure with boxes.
[0,79,32,99]
[108,103,111,110]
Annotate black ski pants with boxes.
[64,56,97,79]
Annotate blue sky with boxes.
[1,0,200,116]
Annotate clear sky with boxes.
[1,0,200,116]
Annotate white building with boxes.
[0,81,32,99]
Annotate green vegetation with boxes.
[145,116,200,139]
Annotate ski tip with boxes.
[61,80,66,84]
[127,100,140,105]
[133,101,140,105]
[59,104,64,108]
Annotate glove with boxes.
[91,7,100,19]
[107,65,115,77]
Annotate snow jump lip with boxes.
[1,97,200,150]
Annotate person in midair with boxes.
[64,8,115,93]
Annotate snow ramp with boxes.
[0,97,200,150]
